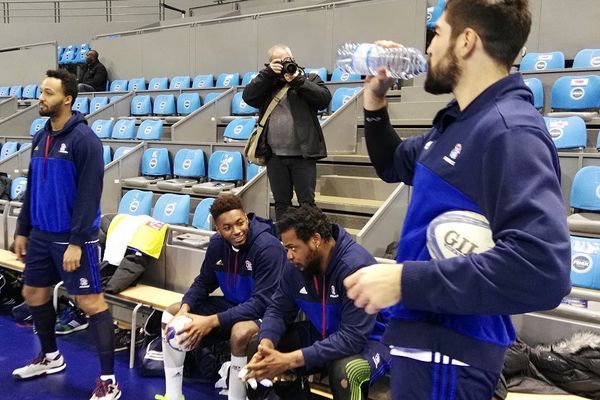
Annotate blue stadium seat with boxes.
[110,80,128,92]
[192,151,243,194]
[148,77,169,90]
[57,46,64,61]
[36,86,41,99]
[110,95,122,103]
[574,49,600,69]
[118,189,153,216]
[10,86,23,99]
[102,145,112,165]
[122,148,171,188]
[177,93,202,115]
[169,76,191,89]
[550,75,600,112]
[520,52,565,72]
[427,0,446,29]
[10,177,27,201]
[113,146,134,160]
[0,87,9,96]
[152,193,190,225]
[330,67,361,82]
[157,148,206,191]
[71,97,89,114]
[246,161,264,181]
[130,95,152,116]
[523,78,544,110]
[153,94,176,116]
[216,73,240,88]
[241,72,258,86]
[73,43,91,64]
[543,116,586,150]
[128,78,146,91]
[192,198,215,230]
[331,87,361,113]
[223,118,256,141]
[30,117,49,136]
[60,45,76,65]
[0,142,19,161]
[91,119,113,139]
[192,74,214,88]
[231,92,259,115]
[571,166,600,211]
[136,120,163,141]
[22,84,38,99]
[89,96,109,113]
[203,92,220,104]
[111,119,136,140]
[305,67,327,81]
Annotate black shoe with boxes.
[114,324,145,352]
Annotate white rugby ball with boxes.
[166,315,192,352]
[426,210,495,260]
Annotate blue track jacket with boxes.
[364,73,571,373]
[17,112,103,246]
[259,225,387,370]
[182,214,286,328]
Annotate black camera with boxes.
[281,57,298,75]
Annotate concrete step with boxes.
[315,192,383,214]
[400,86,454,103]
[318,175,396,201]
[317,163,377,179]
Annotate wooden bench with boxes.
[0,249,182,368]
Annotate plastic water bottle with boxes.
[336,42,428,80]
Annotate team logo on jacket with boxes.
[443,143,462,166]
[424,141,434,150]
[59,143,68,154]
[245,260,252,271]
[299,286,308,295]
[79,278,90,289]
[329,285,339,298]
[372,353,381,369]
[216,260,224,267]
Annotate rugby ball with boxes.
[166,315,192,352]
[426,210,495,260]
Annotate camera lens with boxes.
[281,60,297,75]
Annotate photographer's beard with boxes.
[424,43,461,95]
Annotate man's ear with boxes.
[64,95,73,107]
[458,28,478,58]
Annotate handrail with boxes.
[0,40,56,53]
[95,0,375,38]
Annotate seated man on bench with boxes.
[243,205,390,400]
[156,194,288,400]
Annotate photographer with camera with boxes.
[242,45,331,223]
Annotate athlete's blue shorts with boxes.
[390,354,499,400]
[23,231,102,295]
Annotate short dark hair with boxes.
[46,69,78,100]
[210,194,244,221]
[277,205,332,242]
[445,0,531,71]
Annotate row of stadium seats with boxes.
[520,49,600,72]
[0,84,40,100]
[118,190,215,230]
[107,67,361,92]
[58,43,91,65]
[544,116,597,150]
[524,75,600,114]
[0,142,29,161]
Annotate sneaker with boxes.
[155,395,185,400]
[55,305,89,335]
[12,352,66,380]
[90,379,121,400]
[114,324,145,352]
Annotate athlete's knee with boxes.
[22,285,51,306]
[329,356,370,400]
[230,321,259,356]
[75,293,107,315]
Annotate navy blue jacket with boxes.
[259,225,385,370]
[17,112,103,246]
[365,73,571,373]
[182,214,286,329]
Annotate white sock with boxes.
[228,355,247,400]
[100,374,116,384]
[161,311,186,400]
[45,350,60,360]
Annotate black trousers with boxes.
[266,155,317,222]
[246,321,371,400]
